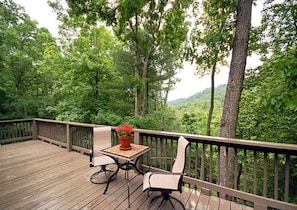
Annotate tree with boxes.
[236,1,297,202]
[188,0,236,136]
[50,0,192,118]
[219,0,253,197]
[238,47,297,144]
[238,0,297,144]
[0,0,57,119]
[47,23,120,123]
[261,0,297,53]
[181,112,200,134]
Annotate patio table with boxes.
[99,143,151,207]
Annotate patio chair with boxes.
[143,136,189,209]
[90,126,116,184]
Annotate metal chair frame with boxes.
[90,126,116,184]
[143,136,189,209]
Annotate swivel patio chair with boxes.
[143,136,189,209]
[90,126,116,184]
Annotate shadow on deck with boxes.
[0,140,253,209]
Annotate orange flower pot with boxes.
[119,135,132,150]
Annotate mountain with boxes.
[168,84,226,106]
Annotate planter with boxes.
[119,135,132,150]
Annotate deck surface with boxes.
[0,140,253,210]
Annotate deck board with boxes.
[208,196,220,210]
[196,193,210,209]
[185,188,200,209]
[0,140,253,210]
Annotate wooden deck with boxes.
[0,140,253,210]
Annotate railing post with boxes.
[134,130,140,144]
[32,119,37,140]
[134,130,142,171]
[66,124,72,152]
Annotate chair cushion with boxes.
[143,172,181,192]
[93,155,115,166]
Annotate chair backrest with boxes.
[171,136,189,173]
[93,126,112,158]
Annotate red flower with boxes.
[116,124,134,137]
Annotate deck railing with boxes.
[1,118,296,210]
[0,119,33,143]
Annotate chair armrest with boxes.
[148,171,183,178]
[147,172,184,191]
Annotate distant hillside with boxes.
[168,84,226,106]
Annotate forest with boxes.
[1,0,296,145]
[1,0,297,204]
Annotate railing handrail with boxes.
[133,128,297,154]
[34,118,99,127]
[2,118,296,154]
[0,118,33,123]
[1,118,297,162]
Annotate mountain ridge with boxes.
[168,84,227,106]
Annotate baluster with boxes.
[243,149,247,192]
[170,138,174,166]
[284,155,289,202]
[274,153,279,200]
[263,152,268,197]
[216,145,220,192]
[195,142,199,179]
[201,143,205,180]
[234,148,238,190]
[209,145,213,182]
[253,151,257,194]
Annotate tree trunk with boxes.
[133,16,140,116]
[219,0,252,199]
[140,49,151,117]
[134,53,140,116]
[206,61,217,136]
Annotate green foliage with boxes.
[2,0,297,204]
[112,107,178,131]
[238,0,297,144]
[186,0,236,136]
[238,47,297,144]
[0,0,58,119]
[259,49,297,111]
[181,112,200,134]
[46,24,123,123]
[237,48,297,202]
[92,111,123,127]
[56,0,193,116]
[170,85,226,135]
[237,1,297,202]
[187,0,235,70]
[261,0,296,52]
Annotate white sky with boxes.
[13,0,263,101]
[13,0,60,37]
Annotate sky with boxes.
[13,0,263,101]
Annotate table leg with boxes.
[103,157,119,194]
[134,156,144,175]
[127,167,130,208]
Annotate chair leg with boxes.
[148,191,185,210]
[148,195,163,210]
[90,165,116,184]
[167,195,185,210]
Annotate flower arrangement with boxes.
[115,124,134,137]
